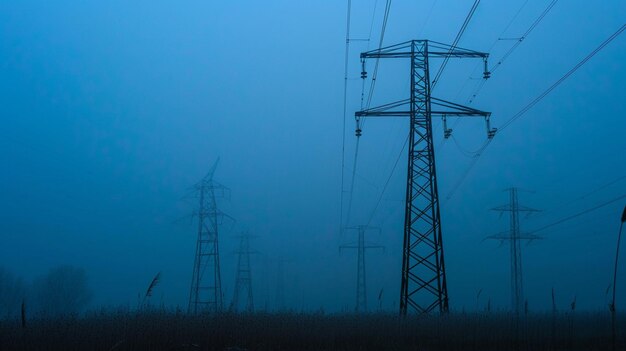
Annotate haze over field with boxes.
[0,0,625,315]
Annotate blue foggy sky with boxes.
[1,1,625,312]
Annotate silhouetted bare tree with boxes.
[32,265,92,317]
[0,267,26,319]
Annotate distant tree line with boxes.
[0,265,92,319]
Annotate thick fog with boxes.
[1,1,625,315]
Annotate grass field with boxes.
[1,310,624,350]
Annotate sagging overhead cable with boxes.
[529,194,626,234]
[431,0,480,90]
[363,0,393,123]
[344,0,392,229]
[499,23,625,131]
[447,24,626,199]
[468,0,558,104]
[340,0,352,235]
[492,0,559,74]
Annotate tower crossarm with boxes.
[359,40,488,59]
[486,233,543,241]
[492,205,541,212]
[356,98,490,118]
[340,244,385,250]
[340,225,384,251]
[431,98,490,117]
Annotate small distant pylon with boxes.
[230,232,257,313]
[487,187,540,315]
[340,225,384,313]
[275,259,286,312]
[188,158,232,314]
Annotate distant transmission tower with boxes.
[230,232,256,313]
[355,40,495,315]
[487,188,540,315]
[275,259,286,312]
[188,159,230,314]
[340,225,384,313]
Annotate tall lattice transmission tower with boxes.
[340,225,384,313]
[487,188,540,315]
[188,159,230,314]
[230,232,256,313]
[355,40,495,315]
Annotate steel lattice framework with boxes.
[340,225,383,312]
[230,233,255,313]
[355,40,493,315]
[188,159,229,314]
[488,188,540,315]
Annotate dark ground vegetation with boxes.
[1,310,624,351]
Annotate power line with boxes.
[440,0,532,152]
[576,175,626,201]
[363,0,393,119]
[344,0,393,228]
[530,174,626,222]
[529,194,626,234]
[431,0,481,90]
[451,134,487,158]
[468,0,558,104]
[366,0,380,50]
[457,0,530,95]
[491,0,559,75]
[446,24,626,199]
[365,134,408,227]
[498,0,530,38]
[499,23,625,131]
[340,0,352,235]
[417,0,439,38]
[444,139,491,200]
[345,137,361,228]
